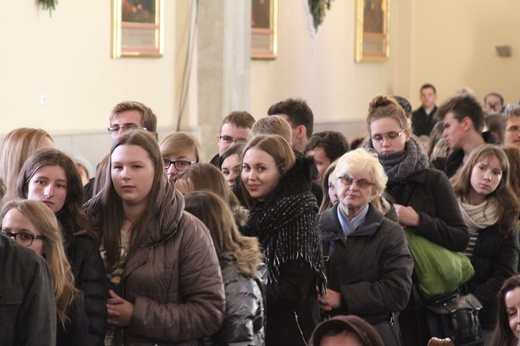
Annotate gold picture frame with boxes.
[355,0,390,62]
[112,0,164,58]
[251,0,277,59]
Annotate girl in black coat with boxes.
[238,134,326,346]
[17,148,107,345]
[451,144,520,343]
[363,95,470,345]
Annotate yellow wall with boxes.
[409,0,520,105]
[1,0,519,143]
[250,0,400,123]
[0,1,181,133]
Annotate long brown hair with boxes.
[87,129,173,272]
[238,134,296,208]
[184,191,262,278]
[451,144,520,236]
[0,199,77,327]
[16,148,93,244]
[491,275,520,346]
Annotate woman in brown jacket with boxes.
[85,129,225,346]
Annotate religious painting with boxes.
[355,0,390,62]
[252,0,277,59]
[112,0,164,58]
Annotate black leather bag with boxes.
[423,294,484,346]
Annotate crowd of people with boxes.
[1,88,520,346]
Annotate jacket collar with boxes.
[320,202,385,242]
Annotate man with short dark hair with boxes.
[85,101,158,201]
[411,84,438,136]
[268,98,314,152]
[304,131,350,185]
[437,92,488,177]
[210,111,255,166]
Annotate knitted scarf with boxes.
[364,136,429,183]
[241,156,327,294]
[459,199,498,234]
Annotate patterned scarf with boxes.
[364,136,430,183]
[459,199,498,234]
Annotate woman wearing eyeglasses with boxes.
[0,199,88,346]
[317,148,413,346]
[362,95,470,345]
[17,148,107,346]
[159,132,203,182]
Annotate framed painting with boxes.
[112,0,164,58]
[355,0,390,62]
[251,0,277,59]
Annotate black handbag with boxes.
[423,294,484,346]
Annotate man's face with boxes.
[420,87,437,109]
[484,95,503,113]
[216,123,252,155]
[442,112,467,150]
[109,110,144,141]
[306,146,331,185]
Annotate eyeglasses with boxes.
[338,175,374,188]
[371,129,406,143]
[107,125,147,134]
[506,126,520,133]
[218,135,247,145]
[163,158,196,171]
[1,230,46,246]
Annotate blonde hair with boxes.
[160,132,204,162]
[0,128,53,204]
[252,116,293,144]
[0,199,77,327]
[333,148,388,200]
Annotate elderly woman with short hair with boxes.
[317,148,413,346]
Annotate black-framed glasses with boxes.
[338,175,374,188]
[163,158,196,171]
[218,135,247,145]
[1,230,46,246]
[371,129,406,143]
[107,125,147,134]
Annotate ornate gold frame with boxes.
[355,0,390,62]
[112,0,164,58]
[251,0,277,60]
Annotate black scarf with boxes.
[242,156,327,293]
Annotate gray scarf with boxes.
[364,136,429,183]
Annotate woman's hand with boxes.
[394,204,420,227]
[319,289,341,312]
[107,289,134,327]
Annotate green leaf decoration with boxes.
[308,0,333,30]
[40,0,58,15]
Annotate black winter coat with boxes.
[464,224,519,329]
[318,203,413,324]
[386,168,469,251]
[241,156,326,346]
[202,252,265,346]
[67,234,108,346]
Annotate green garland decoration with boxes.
[308,0,333,30]
[40,0,58,15]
